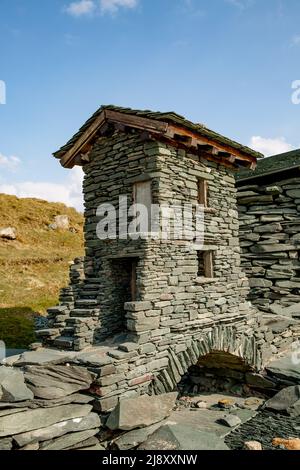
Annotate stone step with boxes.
[83,284,101,290]
[75,299,99,307]
[84,278,102,284]
[70,309,100,318]
[80,291,99,298]
[53,336,74,349]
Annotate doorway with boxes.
[110,257,139,332]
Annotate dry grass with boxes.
[0,194,84,347]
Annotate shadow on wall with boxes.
[0,307,36,349]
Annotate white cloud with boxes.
[65,0,96,17]
[249,136,295,157]
[0,167,84,212]
[99,0,138,14]
[0,153,21,171]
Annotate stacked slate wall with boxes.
[41,128,261,352]
[237,177,300,314]
[35,131,300,406]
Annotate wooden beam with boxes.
[60,111,107,168]
[105,110,168,133]
[59,109,257,170]
[166,123,255,165]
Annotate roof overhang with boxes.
[53,108,260,171]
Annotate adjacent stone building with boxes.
[236,149,300,315]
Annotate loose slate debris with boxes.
[226,410,300,450]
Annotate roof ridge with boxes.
[53,104,263,162]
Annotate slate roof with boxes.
[236,148,300,181]
[53,105,263,160]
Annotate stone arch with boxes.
[149,325,262,395]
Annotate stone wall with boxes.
[40,128,259,352]
[237,178,300,317]
[35,130,300,407]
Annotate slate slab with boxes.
[264,386,300,415]
[113,422,165,450]
[78,443,105,451]
[166,408,256,439]
[39,428,99,450]
[0,393,93,410]
[106,393,177,431]
[0,367,34,402]
[14,412,101,447]
[266,355,300,383]
[0,438,12,450]
[65,436,100,450]
[217,415,242,428]
[75,351,113,367]
[0,404,92,437]
[0,408,28,417]
[10,349,76,367]
[138,424,229,450]
[24,365,94,399]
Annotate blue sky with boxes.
[0,0,300,210]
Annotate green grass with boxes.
[0,308,36,349]
[0,194,84,348]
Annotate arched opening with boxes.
[150,328,266,400]
[178,351,254,397]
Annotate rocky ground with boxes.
[226,410,300,450]
[1,349,300,451]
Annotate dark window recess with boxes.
[198,179,208,207]
[197,251,214,278]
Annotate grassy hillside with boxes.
[0,194,84,348]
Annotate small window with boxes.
[197,251,214,278]
[133,181,152,210]
[198,179,208,207]
[133,181,152,231]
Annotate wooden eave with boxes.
[58,109,257,170]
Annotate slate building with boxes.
[237,149,300,317]
[34,107,300,408]
[38,105,266,357]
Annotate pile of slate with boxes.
[0,359,232,451]
[0,364,104,450]
[1,349,300,451]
